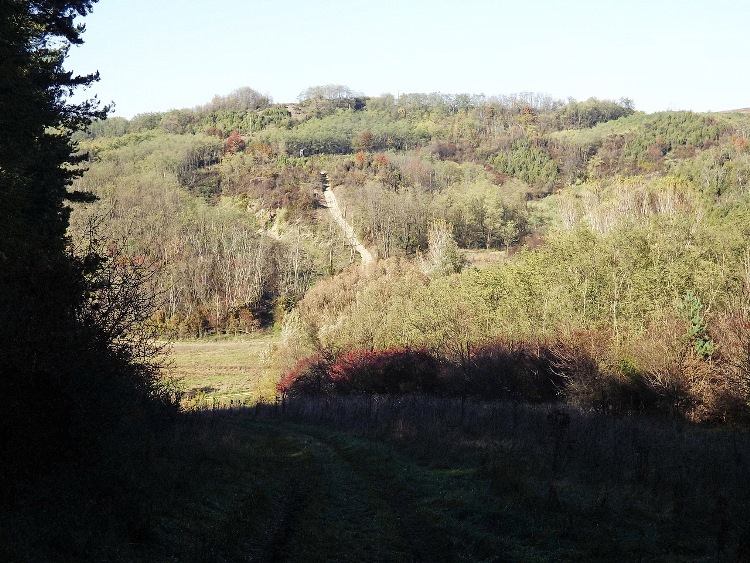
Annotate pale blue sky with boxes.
[66,0,749,118]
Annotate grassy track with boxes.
[144,418,524,562]
[5,407,749,561]
[9,332,749,560]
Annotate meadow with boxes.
[6,391,749,561]
[166,334,280,407]
[145,340,750,561]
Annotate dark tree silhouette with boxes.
[0,0,175,477]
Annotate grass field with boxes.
[463,249,508,269]
[164,333,280,408]
[7,335,750,560]
[8,399,749,561]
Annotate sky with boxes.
[65,0,749,119]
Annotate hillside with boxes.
[2,81,746,560]
[67,88,750,423]
[7,0,750,557]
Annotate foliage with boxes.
[625,111,725,158]
[0,0,180,478]
[73,127,344,335]
[296,84,366,117]
[672,140,750,198]
[202,86,271,112]
[276,352,332,396]
[278,347,440,396]
[269,108,430,155]
[279,338,560,401]
[329,347,440,393]
[0,0,106,260]
[418,219,464,276]
[333,156,533,256]
[285,193,750,421]
[224,129,245,153]
[76,86,282,140]
[280,313,750,422]
[550,97,634,129]
[489,136,560,190]
[677,291,716,359]
[62,73,750,427]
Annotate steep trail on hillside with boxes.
[321,172,374,267]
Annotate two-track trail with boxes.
[230,418,511,562]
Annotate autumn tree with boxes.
[224,129,246,153]
[298,84,360,103]
[419,220,464,276]
[297,84,365,117]
[205,86,270,112]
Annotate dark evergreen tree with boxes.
[0,0,174,478]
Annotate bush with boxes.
[546,329,672,414]
[281,301,750,423]
[490,137,559,190]
[277,353,332,396]
[330,347,441,394]
[467,338,561,401]
[278,347,442,396]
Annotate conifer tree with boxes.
[0,0,171,475]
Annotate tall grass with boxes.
[251,393,750,558]
[6,394,750,560]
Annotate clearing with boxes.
[166,334,279,407]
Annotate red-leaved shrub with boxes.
[277,353,332,396]
[278,346,441,396]
[329,347,440,394]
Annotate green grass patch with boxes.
[5,407,750,561]
[165,333,280,407]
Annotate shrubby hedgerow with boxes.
[278,346,440,396]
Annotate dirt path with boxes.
[321,173,374,267]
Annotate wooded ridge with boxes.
[67,87,750,422]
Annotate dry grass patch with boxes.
[463,249,508,269]
[165,334,280,407]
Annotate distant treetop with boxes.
[204,87,271,112]
[298,84,363,102]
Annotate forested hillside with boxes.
[6,0,750,558]
[4,2,750,553]
[70,85,750,423]
[71,89,635,330]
